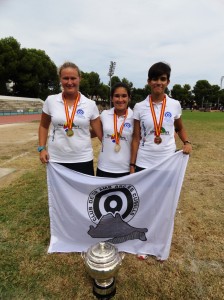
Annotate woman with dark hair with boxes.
[130,61,192,174]
[96,82,133,178]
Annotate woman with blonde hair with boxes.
[38,62,102,175]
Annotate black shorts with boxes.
[96,168,130,178]
[57,160,94,176]
[135,165,145,172]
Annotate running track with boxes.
[0,114,41,125]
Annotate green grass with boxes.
[181,111,224,134]
[0,116,223,299]
[182,110,224,122]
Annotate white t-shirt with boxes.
[133,94,181,168]
[43,92,99,163]
[97,107,134,173]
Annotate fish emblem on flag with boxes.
[87,184,148,243]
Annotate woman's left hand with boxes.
[182,143,192,154]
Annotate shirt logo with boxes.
[76,109,85,118]
[77,109,84,115]
[124,122,131,128]
[123,122,132,132]
[165,112,172,118]
[164,111,173,124]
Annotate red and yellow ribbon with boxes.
[149,95,166,137]
[63,92,80,130]
[113,109,128,145]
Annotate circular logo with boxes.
[87,184,139,224]
[124,122,131,128]
[165,112,172,118]
[77,109,84,115]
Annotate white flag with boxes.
[47,151,189,260]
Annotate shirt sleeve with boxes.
[100,110,106,121]
[91,102,100,120]
[133,103,140,120]
[42,97,50,115]
[174,100,182,119]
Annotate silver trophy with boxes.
[82,242,125,299]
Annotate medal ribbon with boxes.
[114,109,128,145]
[63,92,80,130]
[149,95,166,137]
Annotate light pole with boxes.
[221,76,224,89]
[218,76,224,109]
[108,61,116,108]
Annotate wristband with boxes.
[130,163,136,167]
[183,141,191,145]
[37,146,46,152]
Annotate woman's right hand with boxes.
[40,149,49,164]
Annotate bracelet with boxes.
[130,163,136,167]
[183,141,191,145]
[37,146,46,152]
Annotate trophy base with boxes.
[93,278,116,299]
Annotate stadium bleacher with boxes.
[0,96,44,116]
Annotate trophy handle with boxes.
[81,251,86,260]
[120,252,125,260]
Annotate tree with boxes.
[0,37,60,99]
[121,77,133,90]
[15,48,60,99]
[131,85,151,108]
[98,83,109,101]
[87,71,101,97]
[2,37,223,108]
[218,89,224,108]
[209,85,220,108]
[110,75,121,87]
[80,71,110,103]
[171,84,192,108]
[0,37,20,94]
[80,71,101,98]
[80,72,91,96]
[192,80,213,108]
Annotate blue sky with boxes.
[1,0,224,89]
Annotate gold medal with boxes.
[114,144,121,152]
[154,136,162,144]
[66,129,74,137]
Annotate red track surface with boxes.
[0,114,41,125]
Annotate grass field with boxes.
[0,111,223,299]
